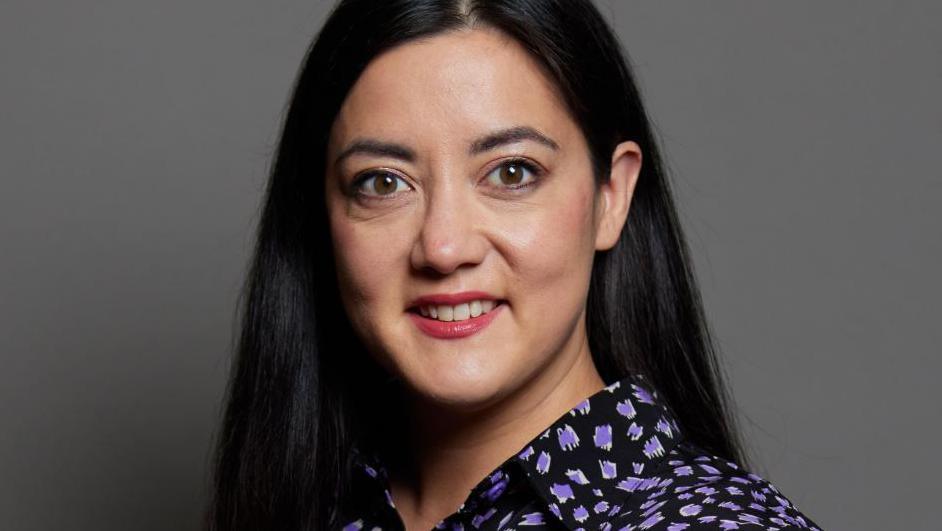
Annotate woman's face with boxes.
[325,27,639,410]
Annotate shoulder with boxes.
[610,441,823,530]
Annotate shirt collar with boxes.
[510,373,684,530]
[351,373,684,530]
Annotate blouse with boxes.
[339,374,822,530]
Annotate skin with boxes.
[324,26,642,531]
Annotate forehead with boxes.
[328,26,578,155]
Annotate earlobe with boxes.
[595,140,642,251]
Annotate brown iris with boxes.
[497,163,525,185]
[369,173,398,195]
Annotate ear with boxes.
[595,140,642,250]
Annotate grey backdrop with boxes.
[1,1,939,530]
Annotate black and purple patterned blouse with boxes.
[341,374,821,530]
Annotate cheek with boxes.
[328,209,412,320]
[512,184,596,286]
[495,179,598,336]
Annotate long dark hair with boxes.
[207,1,745,529]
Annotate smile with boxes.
[407,300,506,339]
[417,299,498,322]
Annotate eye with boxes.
[483,158,543,190]
[352,171,412,198]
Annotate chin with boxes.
[402,362,516,412]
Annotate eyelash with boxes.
[486,157,544,191]
[350,157,545,201]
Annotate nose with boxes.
[410,178,487,275]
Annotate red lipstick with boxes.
[407,291,505,340]
[408,290,499,308]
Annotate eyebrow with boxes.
[333,125,559,166]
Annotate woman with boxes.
[208,1,821,530]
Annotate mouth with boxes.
[407,299,507,322]
[406,299,507,339]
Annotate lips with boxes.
[406,290,506,339]
[408,290,501,307]
[407,302,505,339]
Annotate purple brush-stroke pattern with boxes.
[536,451,551,474]
[573,398,591,415]
[599,459,617,479]
[549,482,575,503]
[572,505,589,522]
[656,416,674,438]
[638,512,665,529]
[517,445,534,460]
[557,424,580,451]
[643,435,665,458]
[343,375,820,531]
[519,512,544,526]
[565,468,589,485]
[616,399,636,419]
[594,424,613,450]
[632,384,656,405]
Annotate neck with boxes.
[387,322,605,530]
